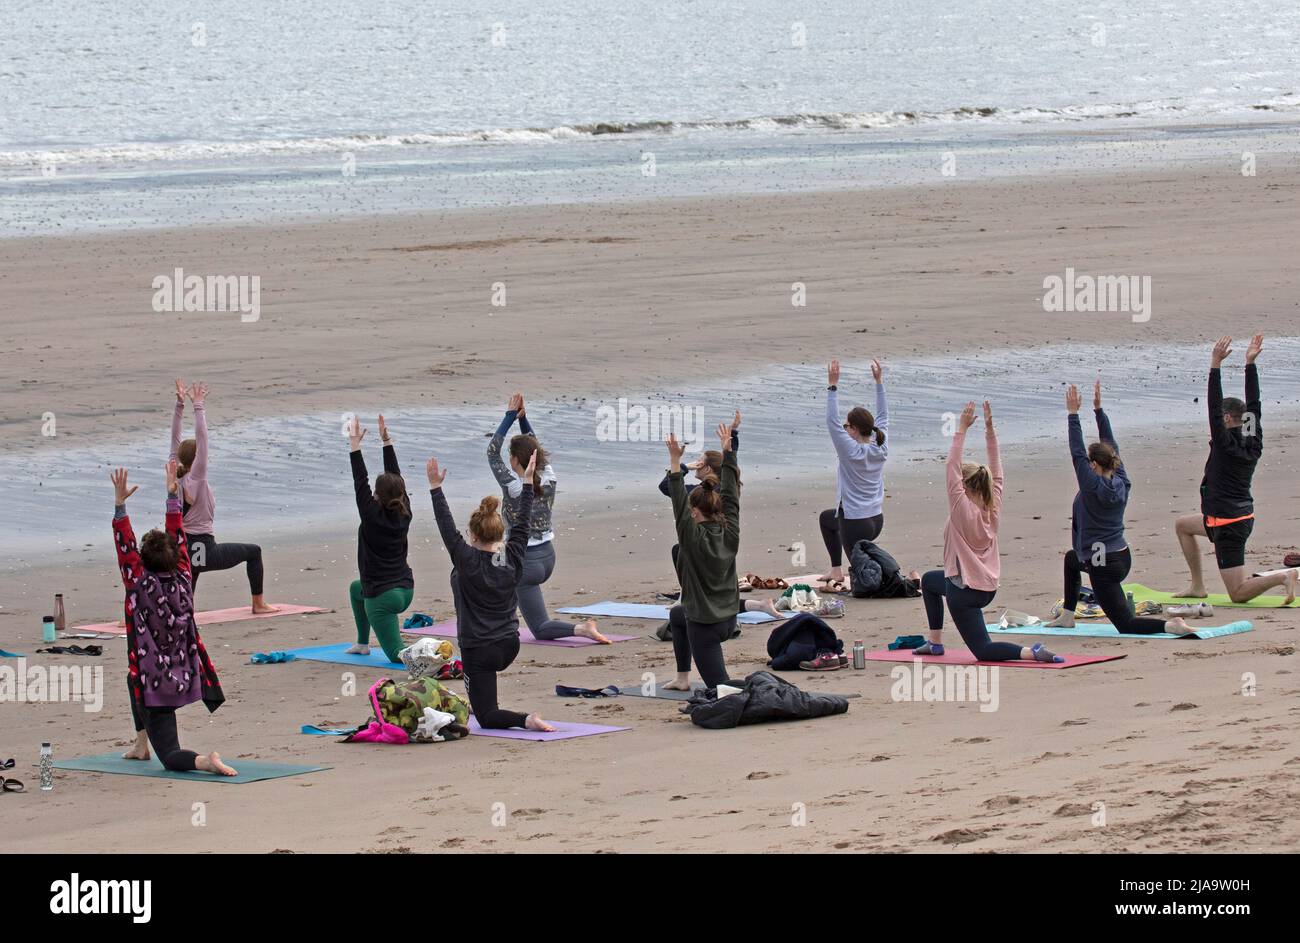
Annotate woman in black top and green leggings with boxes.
[345,415,413,663]
[427,451,555,731]
[663,423,742,692]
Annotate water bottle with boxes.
[54,594,66,633]
[1126,592,1135,615]
[39,743,53,791]
[42,616,56,643]
[852,640,865,670]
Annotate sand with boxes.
[2,165,1298,852]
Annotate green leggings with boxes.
[348,581,413,663]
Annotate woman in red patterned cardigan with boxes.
[113,460,235,775]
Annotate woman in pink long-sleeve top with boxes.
[913,401,1063,663]
[170,379,276,614]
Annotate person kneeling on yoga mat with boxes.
[428,451,555,732]
[663,423,742,691]
[114,463,235,776]
[345,415,414,663]
[818,358,889,593]
[1045,381,1192,635]
[915,401,1062,663]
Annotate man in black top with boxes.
[1174,335,1297,604]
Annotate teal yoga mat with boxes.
[54,751,328,784]
[280,643,404,668]
[557,601,784,624]
[986,620,1253,640]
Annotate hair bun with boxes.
[478,495,499,514]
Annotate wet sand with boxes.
[2,164,1298,852]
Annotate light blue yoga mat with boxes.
[55,751,328,784]
[557,601,784,624]
[986,620,1253,640]
[281,643,404,668]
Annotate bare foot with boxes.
[345,643,370,655]
[574,619,611,644]
[122,740,150,761]
[251,597,279,615]
[196,752,238,776]
[1044,613,1075,629]
[525,713,556,733]
[662,677,692,691]
[1165,617,1196,636]
[1284,569,1298,606]
[760,599,781,619]
[1176,585,1208,599]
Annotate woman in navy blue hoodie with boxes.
[1044,382,1192,635]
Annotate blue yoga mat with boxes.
[986,620,1253,640]
[281,643,404,668]
[557,601,783,624]
[54,751,328,784]
[301,725,353,736]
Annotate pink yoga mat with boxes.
[468,719,629,741]
[73,603,329,636]
[863,649,1126,670]
[404,620,638,647]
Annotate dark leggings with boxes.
[819,508,884,568]
[188,533,264,596]
[129,685,198,771]
[1063,547,1168,635]
[920,569,1022,661]
[461,636,529,729]
[669,605,735,688]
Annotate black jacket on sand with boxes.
[431,484,532,650]
[351,445,414,597]
[682,671,849,729]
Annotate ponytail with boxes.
[509,434,548,490]
[1087,442,1122,475]
[846,406,885,446]
[962,463,993,509]
[176,438,197,478]
[374,473,411,519]
[688,479,725,523]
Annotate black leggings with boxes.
[461,636,529,729]
[1063,547,1167,635]
[129,685,198,771]
[669,605,735,689]
[188,533,264,596]
[819,508,883,568]
[920,569,1022,661]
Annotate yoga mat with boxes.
[1124,582,1297,609]
[557,601,783,624]
[73,603,329,636]
[988,620,1254,641]
[54,751,328,784]
[468,718,629,741]
[863,649,1125,670]
[301,725,353,736]
[282,643,404,669]
[616,682,706,700]
[402,619,639,647]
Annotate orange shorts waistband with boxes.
[1205,513,1254,528]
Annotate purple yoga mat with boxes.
[404,620,637,647]
[468,718,630,741]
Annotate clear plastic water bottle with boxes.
[39,742,54,791]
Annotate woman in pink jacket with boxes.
[914,401,1063,663]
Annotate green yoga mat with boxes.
[54,751,328,784]
[988,620,1253,640]
[1124,582,1297,609]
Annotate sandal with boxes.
[818,578,850,595]
[2,778,24,793]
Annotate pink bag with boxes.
[342,678,410,744]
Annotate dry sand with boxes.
[2,166,1298,852]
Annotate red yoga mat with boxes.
[72,603,329,636]
[863,649,1126,670]
[403,620,638,647]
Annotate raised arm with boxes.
[984,402,1003,513]
[871,359,889,436]
[1244,333,1262,442]
[517,392,535,437]
[505,484,535,571]
[718,424,740,550]
[487,402,520,488]
[946,403,975,510]
[110,468,143,589]
[164,459,191,579]
[377,414,401,475]
[1207,336,1230,444]
[664,434,696,547]
[187,383,209,479]
[347,416,376,518]
[826,383,868,463]
[169,379,185,461]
